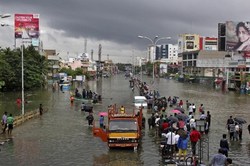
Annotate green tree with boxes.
[59,67,86,79]
[145,62,153,76]
[0,46,48,91]
[25,46,48,88]
[74,67,84,77]
[116,63,126,71]
[59,67,74,76]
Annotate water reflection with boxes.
[93,149,143,166]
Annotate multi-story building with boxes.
[200,37,218,51]
[178,34,218,52]
[135,57,148,66]
[178,34,200,53]
[44,49,60,83]
[155,44,178,64]
[103,59,116,75]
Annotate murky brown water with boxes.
[0,74,250,166]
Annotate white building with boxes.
[155,44,178,64]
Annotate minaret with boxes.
[84,39,87,53]
[98,44,102,61]
[91,49,94,61]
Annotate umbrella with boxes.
[174,107,185,113]
[167,115,178,123]
[99,112,108,116]
[176,113,189,121]
[171,109,181,114]
[234,117,247,124]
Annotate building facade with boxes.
[155,44,178,64]
[44,49,60,83]
[178,34,200,53]
[200,37,218,51]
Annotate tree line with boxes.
[0,46,47,91]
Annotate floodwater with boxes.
[0,74,250,166]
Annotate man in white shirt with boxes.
[192,103,196,113]
[162,129,176,155]
[188,104,193,114]
[200,111,207,120]
[189,116,196,128]
[155,115,160,127]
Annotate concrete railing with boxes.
[13,108,48,127]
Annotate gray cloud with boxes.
[1,0,250,62]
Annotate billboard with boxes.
[226,21,250,51]
[179,34,200,52]
[14,14,40,39]
[186,41,194,49]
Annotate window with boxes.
[193,54,198,59]
[188,54,192,59]
[109,120,137,132]
[183,55,187,60]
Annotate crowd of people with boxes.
[70,88,102,104]
[145,96,212,163]
[145,96,238,165]
[226,115,243,141]
[132,78,246,165]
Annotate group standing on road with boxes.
[1,112,14,136]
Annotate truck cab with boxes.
[93,105,143,150]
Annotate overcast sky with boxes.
[1,0,250,63]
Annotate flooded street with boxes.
[1,74,250,166]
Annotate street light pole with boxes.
[21,41,24,115]
[138,35,171,110]
[152,41,156,82]
[138,35,171,82]
[0,14,24,114]
[140,59,143,82]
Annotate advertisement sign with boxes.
[186,41,194,49]
[14,14,40,39]
[226,21,250,51]
[32,38,39,46]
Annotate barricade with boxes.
[13,108,48,127]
